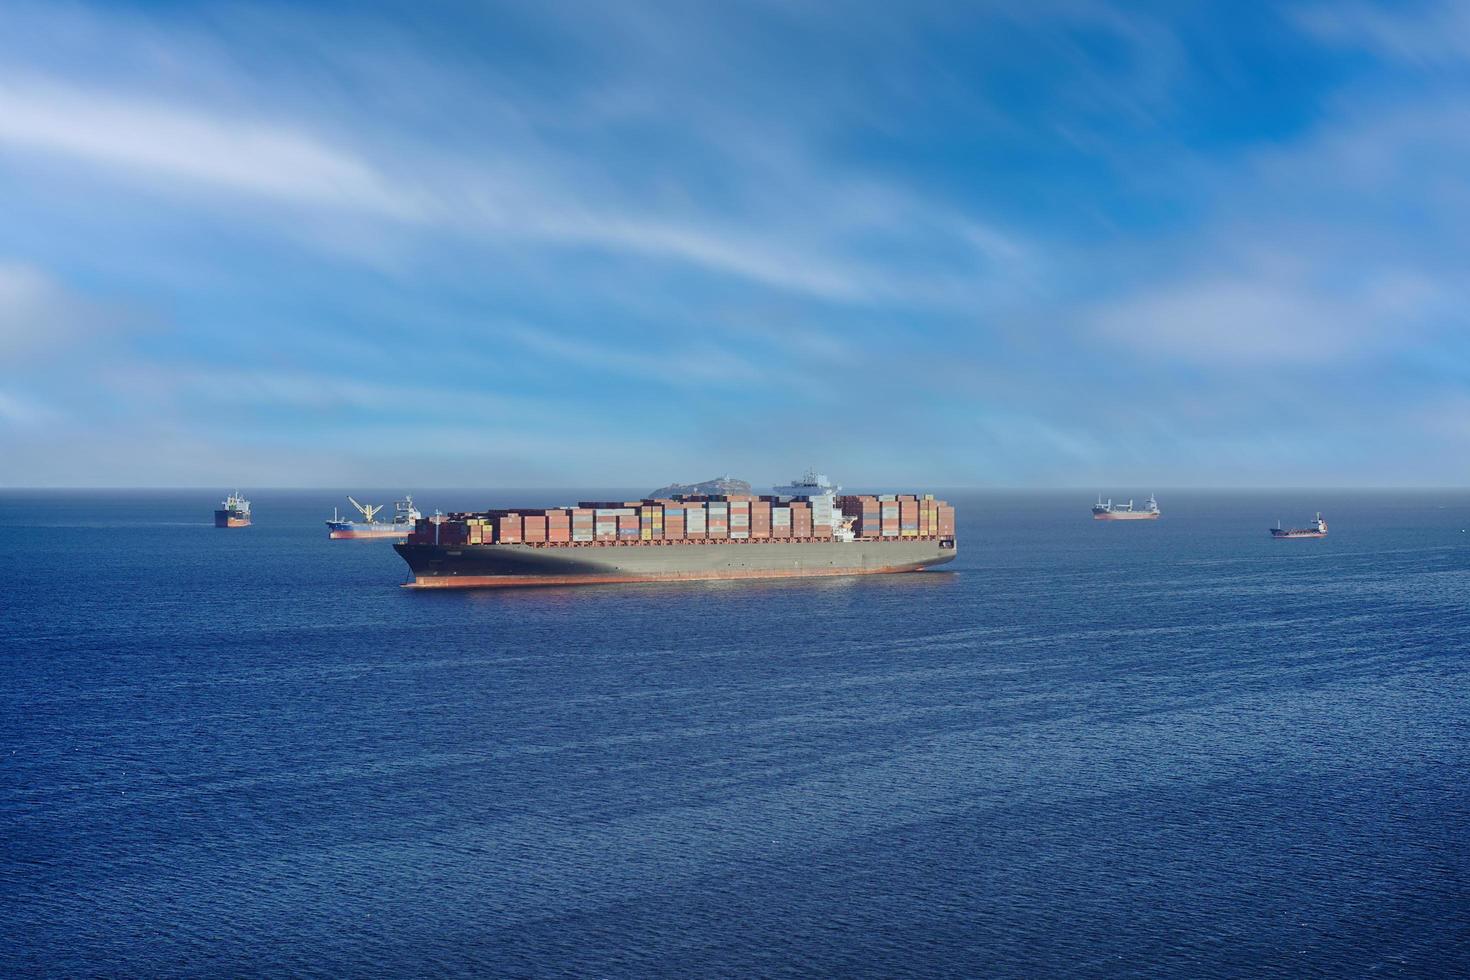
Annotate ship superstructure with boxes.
[214,491,251,528]
[1092,494,1160,521]
[772,469,849,540]
[1270,514,1327,539]
[327,495,422,540]
[393,473,956,588]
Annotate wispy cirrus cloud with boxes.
[8,1,1470,486]
[0,76,424,218]
[1292,0,1470,66]
[0,260,137,360]
[1090,270,1446,366]
[0,65,1018,305]
[0,388,60,428]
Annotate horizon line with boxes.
[2,485,1464,493]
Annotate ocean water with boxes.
[3,489,1468,977]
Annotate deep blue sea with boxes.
[3,489,1468,977]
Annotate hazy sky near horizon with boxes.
[2,0,1468,488]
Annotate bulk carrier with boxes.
[393,473,956,588]
[214,491,251,528]
[326,495,421,539]
[1092,494,1160,521]
[1271,514,1327,539]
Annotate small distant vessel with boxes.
[214,491,251,528]
[1271,514,1327,539]
[327,495,421,540]
[1092,494,1160,521]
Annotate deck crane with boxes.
[347,496,384,523]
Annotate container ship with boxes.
[1271,514,1327,539]
[1092,494,1160,521]
[393,473,956,588]
[214,491,251,528]
[326,495,421,540]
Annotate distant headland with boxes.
[647,475,753,498]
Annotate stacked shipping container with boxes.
[406,492,956,547]
[839,494,955,542]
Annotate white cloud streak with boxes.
[0,388,59,427]
[1293,1,1470,66]
[1090,271,1444,365]
[0,55,1025,306]
[0,76,425,219]
[0,261,127,359]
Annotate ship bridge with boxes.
[773,469,840,498]
[773,470,852,541]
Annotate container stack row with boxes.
[409,491,950,546]
[838,494,955,540]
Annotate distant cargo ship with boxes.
[326,495,421,539]
[1092,494,1160,521]
[1271,514,1327,539]
[214,491,251,528]
[393,473,956,588]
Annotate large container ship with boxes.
[1270,514,1327,539]
[326,495,421,539]
[214,491,251,528]
[1092,494,1160,521]
[393,473,956,588]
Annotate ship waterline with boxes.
[329,526,413,540]
[395,537,956,588]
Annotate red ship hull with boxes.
[403,562,935,589]
[328,528,410,540]
[396,537,957,589]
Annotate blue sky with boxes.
[2,0,1468,487]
